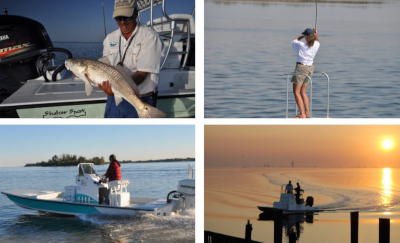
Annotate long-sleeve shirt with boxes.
[104,161,121,182]
[292,39,320,65]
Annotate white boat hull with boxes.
[258,192,321,215]
[2,190,175,216]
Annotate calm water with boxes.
[205,0,400,118]
[0,162,195,243]
[205,167,400,243]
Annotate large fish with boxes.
[65,58,166,118]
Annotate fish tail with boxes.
[139,105,167,118]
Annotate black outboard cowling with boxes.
[306,196,314,207]
[0,15,72,83]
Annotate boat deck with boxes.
[0,68,195,109]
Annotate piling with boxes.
[351,211,359,243]
[274,209,283,243]
[379,218,390,243]
[245,219,253,242]
[288,229,297,243]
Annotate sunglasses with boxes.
[115,16,132,22]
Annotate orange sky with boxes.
[205,125,400,168]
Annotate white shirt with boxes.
[103,25,163,94]
[292,39,320,66]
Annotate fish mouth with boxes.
[64,59,72,70]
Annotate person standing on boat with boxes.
[291,28,320,118]
[103,154,121,182]
[98,0,163,118]
[294,182,301,204]
[285,180,293,194]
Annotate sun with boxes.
[382,139,393,150]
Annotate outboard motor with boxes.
[167,179,195,211]
[0,15,72,83]
[306,196,314,207]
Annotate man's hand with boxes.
[98,81,114,96]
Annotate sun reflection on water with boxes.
[381,168,393,208]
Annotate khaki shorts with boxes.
[291,63,314,84]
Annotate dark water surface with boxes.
[0,162,195,243]
[205,0,400,118]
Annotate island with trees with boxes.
[25,154,195,167]
[25,154,105,167]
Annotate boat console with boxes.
[64,163,108,204]
[65,163,132,207]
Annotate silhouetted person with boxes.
[289,228,297,243]
[285,180,293,194]
[295,183,301,204]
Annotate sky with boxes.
[0,0,195,42]
[205,125,400,168]
[0,125,195,167]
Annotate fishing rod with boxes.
[315,0,318,29]
[102,0,107,37]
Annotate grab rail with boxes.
[137,0,193,70]
[285,72,330,118]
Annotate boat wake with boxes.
[77,209,195,243]
[263,172,400,212]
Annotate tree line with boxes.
[25,154,105,167]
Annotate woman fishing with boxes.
[291,28,320,118]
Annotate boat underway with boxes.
[1,163,195,216]
[258,184,320,215]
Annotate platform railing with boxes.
[137,0,192,70]
[285,71,330,118]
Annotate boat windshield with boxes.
[79,164,98,175]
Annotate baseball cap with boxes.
[113,0,136,18]
[302,28,315,36]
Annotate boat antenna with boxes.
[102,0,107,37]
[315,0,318,29]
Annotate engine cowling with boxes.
[0,15,53,83]
[177,179,195,196]
[306,196,314,207]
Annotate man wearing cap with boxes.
[291,28,320,118]
[99,0,163,118]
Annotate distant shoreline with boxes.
[120,158,195,164]
[24,158,195,167]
